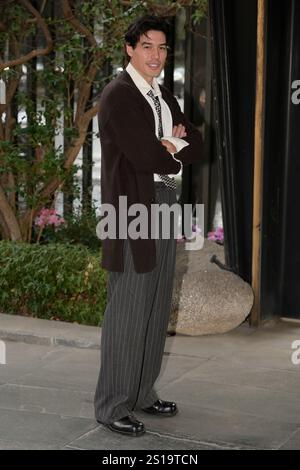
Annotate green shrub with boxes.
[0,241,107,326]
[35,206,102,252]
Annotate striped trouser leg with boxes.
[94,184,177,424]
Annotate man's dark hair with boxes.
[124,15,170,48]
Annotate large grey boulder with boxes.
[169,239,254,335]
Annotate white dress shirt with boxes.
[126,62,189,181]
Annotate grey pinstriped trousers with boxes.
[94,182,177,424]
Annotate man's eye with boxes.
[160,46,167,51]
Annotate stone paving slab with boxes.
[181,357,300,392]
[159,373,300,425]
[0,408,96,449]
[68,425,220,451]
[279,428,300,450]
[0,383,94,419]
[0,439,61,450]
[135,404,299,450]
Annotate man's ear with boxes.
[125,43,133,58]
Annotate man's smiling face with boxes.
[126,29,168,84]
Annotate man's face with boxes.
[126,30,168,84]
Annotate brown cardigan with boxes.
[99,70,203,273]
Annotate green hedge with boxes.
[0,241,107,326]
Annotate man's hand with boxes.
[161,139,177,153]
[172,123,187,138]
[160,124,187,153]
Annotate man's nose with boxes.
[150,48,160,60]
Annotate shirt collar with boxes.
[126,62,162,98]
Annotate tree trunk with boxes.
[0,185,22,241]
[0,211,11,239]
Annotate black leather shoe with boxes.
[142,399,178,417]
[98,415,145,437]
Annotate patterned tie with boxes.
[147,89,177,191]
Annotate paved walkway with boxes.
[0,313,300,450]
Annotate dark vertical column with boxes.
[181,8,194,213]
[279,0,300,318]
[82,35,93,213]
[190,13,216,234]
[209,0,257,279]
[259,0,300,321]
[259,0,287,321]
[63,80,74,216]
[181,7,223,237]
[44,0,56,152]
[163,16,175,93]
[82,109,93,213]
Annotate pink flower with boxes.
[207,227,224,242]
[35,208,65,229]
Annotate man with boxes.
[94,15,202,437]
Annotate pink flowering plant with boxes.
[207,226,224,244]
[177,223,202,243]
[35,208,65,243]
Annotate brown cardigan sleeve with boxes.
[100,85,181,175]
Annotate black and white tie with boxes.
[147,89,177,191]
